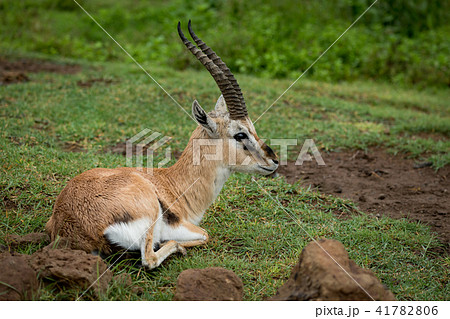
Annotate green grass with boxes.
[1,53,449,300]
[1,0,449,87]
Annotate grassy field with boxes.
[1,0,449,87]
[1,52,449,300]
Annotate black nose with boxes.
[272,159,279,165]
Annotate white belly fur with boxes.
[104,217,151,250]
[104,206,206,252]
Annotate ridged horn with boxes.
[187,20,247,118]
[177,21,247,119]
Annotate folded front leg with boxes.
[161,220,209,248]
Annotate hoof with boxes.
[177,244,187,256]
[142,255,159,270]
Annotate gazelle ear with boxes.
[214,95,227,113]
[192,100,218,137]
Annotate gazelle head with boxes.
[178,21,278,175]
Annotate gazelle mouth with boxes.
[259,165,276,172]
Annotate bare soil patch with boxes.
[62,141,85,153]
[105,141,181,159]
[278,149,450,254]
[77,78,117,88]
[0,57,80,84]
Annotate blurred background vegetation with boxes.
[1,0,449,87]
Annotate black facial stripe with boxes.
[243,140,258,154]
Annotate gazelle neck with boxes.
[160,127,231,224]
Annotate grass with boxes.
[0,53,449,300]
[1,0,449,87]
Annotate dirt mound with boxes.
[0,234,135,300]
[0,57,80,85]
[29,247,112,294]
[5,232,49,249]
[270,239,395,301]
[174,267,243,301]
[278,149,450,254]
[0,253,39,300]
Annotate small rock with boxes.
[270,239,395,301]
[0,253,39,300]
[29,248,112,295]
[378,194,386,200]
[174,267,243,301]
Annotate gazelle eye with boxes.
[233,132,248,142]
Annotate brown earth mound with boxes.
[270,239,395,301]
[0,253,39,301]
[5,232,49,249]
[0,234,139,300]
[29,247,112,295]
[278,149,449,254]
[174,267,243,301]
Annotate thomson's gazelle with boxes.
[46,21,279,269]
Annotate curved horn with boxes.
[188,20,247,118]
[178,21,246,119]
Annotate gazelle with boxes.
[46,21,278,269]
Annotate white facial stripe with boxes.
[245,118,256,133]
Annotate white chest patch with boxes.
[213,167,231,200]
[104,217,151,251]
[185,167,230,226]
